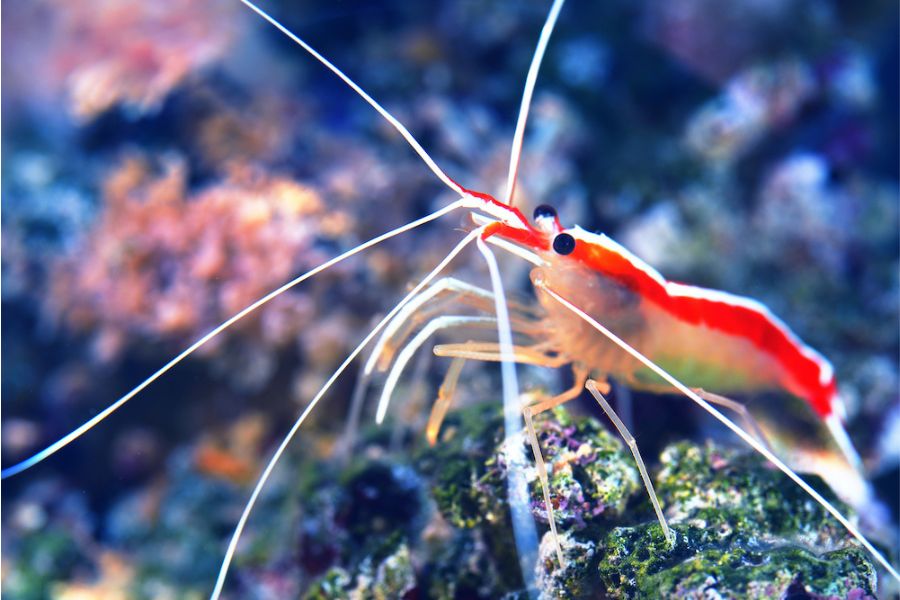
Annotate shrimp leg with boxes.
[341,278,541,456]
[693,388,774,453]
[382,332,562,426]
[522,406,567,568]
[433,342,568,366]
[585,379,674,545]
[524,364,594,415]
[521,367,591,568]
[426,344,589,568]
[375,316,502,423]
[425,356,467,446]
[424,352,585,446]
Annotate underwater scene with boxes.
[2,0,899,598]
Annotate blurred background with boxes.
[2,0,898,597]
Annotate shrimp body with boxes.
[486,211,842,425]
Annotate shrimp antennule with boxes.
[505,0,566,206]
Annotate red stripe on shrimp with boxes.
[567,227,837,418]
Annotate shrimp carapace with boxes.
[481,201,854,461]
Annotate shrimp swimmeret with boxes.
[3,0,898,596]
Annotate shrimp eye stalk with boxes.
[533,204,557,221]
[533,204,561,235]
[552,233,576,255]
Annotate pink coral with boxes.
[45,0,240,119]
[46,156,352,363]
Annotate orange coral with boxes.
[47,155,352,362]
[55,552,134,600]
[192,92,299,170]
[193,413,267,484]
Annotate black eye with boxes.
[552,233,576,255]
[533,204,557,221]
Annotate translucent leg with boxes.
[368,277,540,374]
[523,404,566,568]
[376,316,500,424]
[585,379,674,545]
[525,365,591,415]
[514,365,589,568]
[425,356,466,445]
[693,388,774,454]
[423,343,571,446]
[433,342,568,367]
[612,379,634,432]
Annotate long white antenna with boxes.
[537,281,900,583]
[211,229,484,599]
[477,237,540,596]
[240,0,465,197]
[505,0,566,206]
[1,201,465,479]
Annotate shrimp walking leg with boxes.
[422,341,583,566]
[369,277,540,373]
[522,405,567,568]
[426,356,467,445]
[521,367,593,568]
[433,342,569,366]
[376,315,502,423]
[585,379,674,545]
[693,388,774,453]
[508,368,610,568]
[423,346,579,445]
[524,364,592,415]
[343,278,540,454]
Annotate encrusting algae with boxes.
[0,385,884,598]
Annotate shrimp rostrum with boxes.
[3,0,898,596]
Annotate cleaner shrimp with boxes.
[3,0,898,596]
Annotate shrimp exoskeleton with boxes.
[3,0,899,597]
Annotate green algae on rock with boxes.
[417,402,641,595]
[417,404,640,531]
[536,530,602,599]
[302,542,416,600]
[596,441,878,598]
[529,406,641,530]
